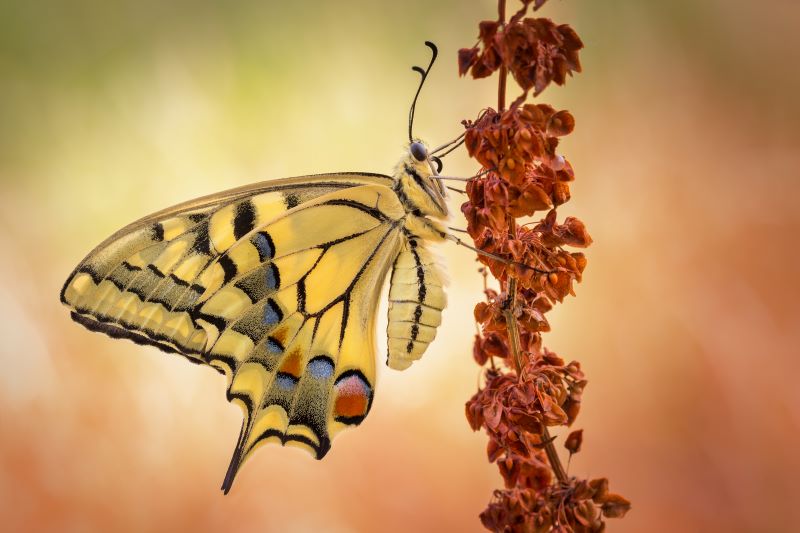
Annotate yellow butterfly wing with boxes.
[60,173,409,493]
[61,172,392,360]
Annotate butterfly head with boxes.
[393,139,448,219]
[395,43,447,218]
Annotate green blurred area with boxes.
[2,0,796,181]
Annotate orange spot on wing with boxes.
[271,328,288,345]
[334,394,368,418]
[333,375,370,418]
[278,349,302,378]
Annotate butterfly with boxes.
[60,42,463,493]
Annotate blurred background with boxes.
[1,0,798,531]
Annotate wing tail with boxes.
[219,355,336,493]
[221,422,247,494]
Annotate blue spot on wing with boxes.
[307,356,334,380]
[265,263,279,291]
[253,232,274,260]
[265,336,284,354]
[263,299,283,325]
[276,373,298,391]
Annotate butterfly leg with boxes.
[444,233,555,274]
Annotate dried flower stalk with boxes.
[458,1,631,530]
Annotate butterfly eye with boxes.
[410,142,428,162]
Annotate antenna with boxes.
[408,41,438,142]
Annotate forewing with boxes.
[61,172,393,362]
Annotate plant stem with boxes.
[495,0,568,488]
[498,0,507,111]
[500,145,568,486]
[543,427,569,483]
[503,276,569,483]
[503,277,523,374]
[498,70,507,112]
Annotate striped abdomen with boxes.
[386,240,446,370]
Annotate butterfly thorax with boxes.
[392,144,449,243]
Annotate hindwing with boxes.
[208,185,406,490]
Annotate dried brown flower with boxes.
[504,18,583,96]
[458,0,628,531]
[481,476,631,532]
[458,7,583,96]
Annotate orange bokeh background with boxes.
[1,1,798,531]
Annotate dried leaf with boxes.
[547,110,575,136]
[458,47,480,76]
[565,429,583,454]
[601,494,632,518]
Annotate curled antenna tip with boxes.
[408,41,440,142]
